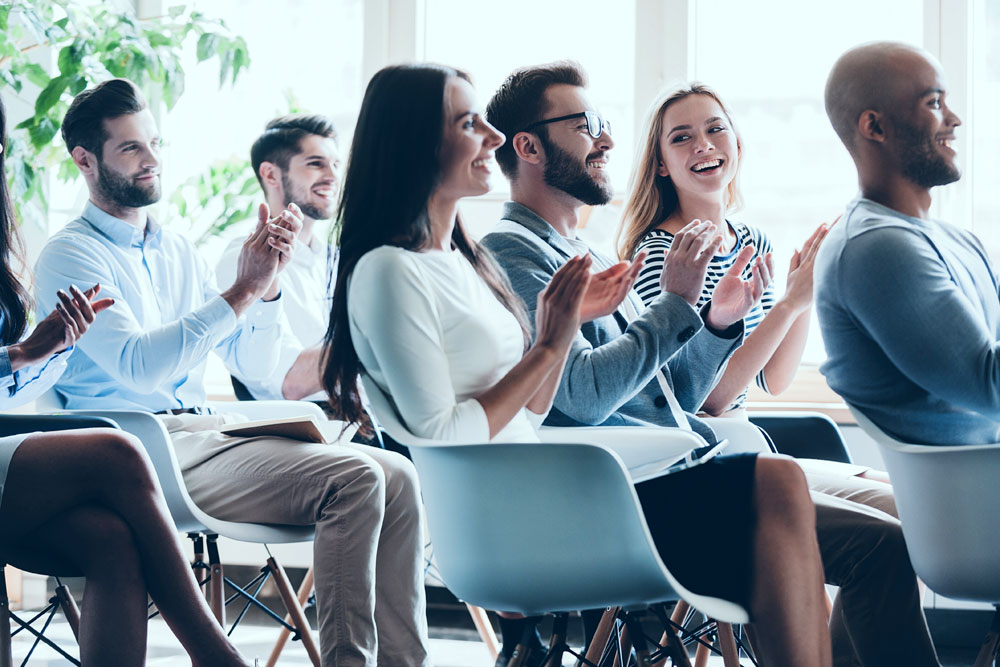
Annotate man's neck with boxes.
[88,194,146,228]
[860,171,933,220]
[510,180,582,239]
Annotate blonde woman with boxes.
[618,83,828,417]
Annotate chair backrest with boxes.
[748,412,852,463]
[363,376,749,621]
[849,405,1000,602]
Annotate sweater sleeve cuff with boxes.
[700,301,744,340]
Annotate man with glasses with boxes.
[482,62,939,667]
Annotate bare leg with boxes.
[749,456,832,667]
[3,505,148,666]
[0,430,249,667]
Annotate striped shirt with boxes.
[633,221,775,408]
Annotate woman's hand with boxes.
[706,246,771,330]
[781,222,832,314]
[8,284,114,369]
[534,254,592,352]
[579,253,644,322]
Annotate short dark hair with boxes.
[61,78,147,158]
[250,114,338,188]
[485,61,587,178]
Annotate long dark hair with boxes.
[0,95,29,344]
[322,63,529,432]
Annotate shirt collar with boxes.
[81,200,162,249]
[499,201,579,260]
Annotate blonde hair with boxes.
[617,82,744,260]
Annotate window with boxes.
[971,0,1000,255]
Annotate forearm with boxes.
[701,300,802,415]
[761,310,810,394]
[526,350,568,416]
[281,347,323,400]
[219,283,259,318]
[476,343,564,438]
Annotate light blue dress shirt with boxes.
[33,201,285,411]
[0,313,71,411]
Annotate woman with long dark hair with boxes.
[0,97,252,666]
[323,63,833,666]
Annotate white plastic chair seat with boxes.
[849,405,1000,602]
[44,401,321,545]
[362,376,750,623]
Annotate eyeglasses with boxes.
[521,111,611,139]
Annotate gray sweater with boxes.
[816,196,1000,446]
[480,202,744,444]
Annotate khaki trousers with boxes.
[163,413,430,667]
[809,472,939,667]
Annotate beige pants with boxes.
[809,472,939,667]
[163,413,430,667]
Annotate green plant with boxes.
[169,156,259,246]
[0,1,250,226]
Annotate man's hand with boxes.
[659,220,722,306]
[579,253,644,322]
[705,245,771,330]
[222,203,287,315]
[8,284,113,370]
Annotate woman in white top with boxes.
[618,83,829,416]
[323,64,832,666]
[0,96,251,667]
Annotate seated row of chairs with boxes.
[3,392,998,666]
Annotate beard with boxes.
[895,119,960,188]
[539,133,613,206]
[97,160,161,208]
[282,172,335,221]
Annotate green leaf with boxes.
[34,76,69,116]
[168,5,185,19]
[69,75,87,95]
[28,117,58,150]
[0,6,9,32]
[217,48,233,88]
[196,33,219,62]
[57,44,79,76]
[23,63,50,88]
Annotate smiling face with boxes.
[96,108,162,208]
[436,76,505,200]
[280,133,341,220]
[534,84,615,205]
[657,94,739,203]
[886,52,962,188]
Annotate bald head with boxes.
[825,42,937,153]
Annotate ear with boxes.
[258,161,282,193]
[71,145,97,176]
[857,110,886,144]
[656,159,669,177]
[512,131,544,166]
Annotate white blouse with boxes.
[348,245,541,443]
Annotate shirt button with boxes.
[678,326,696,343]
[654,396,667,408]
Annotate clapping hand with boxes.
[659,220,723,306]
[11,283,114,366]
[782,221,832,314]
[579,252,645,322]
[534,255,593,352]
[706,246,772,330]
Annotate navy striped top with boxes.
[633,221,775,408]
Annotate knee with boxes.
[755,456,814,530]
[74,506,140,572]
[381,453,421,506]
[94,429,157,491]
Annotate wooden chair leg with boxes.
[694,639,711,667]
[54,579,80,641]
[466,604,499,660]
[742,623,762,664]
[542,613,568,667]
[612,620,631,667]
[267,557,321,667]
[652,601,691,667]
[584,607,620,666]
[206,535,225,626]
[716,622,740,667]
[974,606,1000,667]
[661,617,693,667]
[266,566,315,667]
[0,567,12,667]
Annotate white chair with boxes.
[849,405,1000,667]
[364,378,753,666]
[44,400,325,667]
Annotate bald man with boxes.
[816,42,997,452]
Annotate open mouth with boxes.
[472,157,493,172]
[312,187,335,199]
[690,158,724,173]
[936,137,955,152]
[586,160,607,170]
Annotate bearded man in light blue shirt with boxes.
[34,79,430,667]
